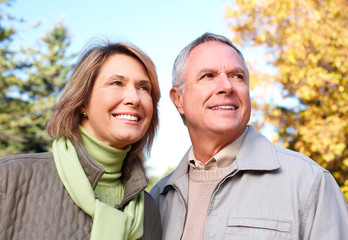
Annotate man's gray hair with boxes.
[172,32,247,90]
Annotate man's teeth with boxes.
[115,114,139,121]
[211,105,236,110]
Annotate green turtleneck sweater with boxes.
[80,126,131,207]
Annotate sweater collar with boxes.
[71,133,147,208]
[79,126,131,173]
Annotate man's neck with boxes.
[189,130,244,164]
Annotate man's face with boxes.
[171,41,251,143]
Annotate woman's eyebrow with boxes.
[138,79,151,84]
[108,74,126,80]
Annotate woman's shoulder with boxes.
[144,191,159,212]
[0,152,53,170]
[142,191,161,240]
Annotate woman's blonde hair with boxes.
[47,41,160,178]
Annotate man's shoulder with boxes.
[150,171,174,200]
[246,126,327,174]
[274,145,328,176]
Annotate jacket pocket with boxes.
[225,217,291,240]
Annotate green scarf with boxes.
[52,136,144,240]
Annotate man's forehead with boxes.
[188,41,241,62]
[186,42,244,68]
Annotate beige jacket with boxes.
[151,126,348,240]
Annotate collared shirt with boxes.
[188,126,249,170]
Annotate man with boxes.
[150,33,348,240]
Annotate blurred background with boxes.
[1,0,347,201]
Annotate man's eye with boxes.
[201,73,214,79]
[232,74,244,79]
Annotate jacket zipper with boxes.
[172,184,188,240]
[204,169,239,239]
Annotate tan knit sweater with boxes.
[181,166,229,240]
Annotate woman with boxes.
[0,41,161,240]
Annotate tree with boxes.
[0,0,75,156]
[16,23,76,154]
[146,166,176,192]
[226,0,348,201]
[0,0,27,156]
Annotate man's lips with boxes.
[209,105,237,110]
[112,113,141,122]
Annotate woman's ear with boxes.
[80,106,86,114]
[170,87,184,115]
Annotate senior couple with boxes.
[0,33,347,239]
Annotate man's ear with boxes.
[170,87,184,115]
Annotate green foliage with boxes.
[0,1,76,156]
[226,0,348,201]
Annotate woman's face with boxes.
[81,54,153,149]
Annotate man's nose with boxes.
[217,74,233,95]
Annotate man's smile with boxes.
[209,105,237,110]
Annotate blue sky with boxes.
[9,0,245,176]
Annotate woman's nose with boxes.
[124,87,140,106]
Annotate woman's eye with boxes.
[111,81,122,86]
[139,85,151,92]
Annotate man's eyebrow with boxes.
[196,68,218,76]
[228,67,248,76]
[196,67,248,76]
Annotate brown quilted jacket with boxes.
[0,141,161,240]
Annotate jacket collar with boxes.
[234,125,280,171]
[160,150,190,197]
[73,140,147,209]
[161,125,280,194]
